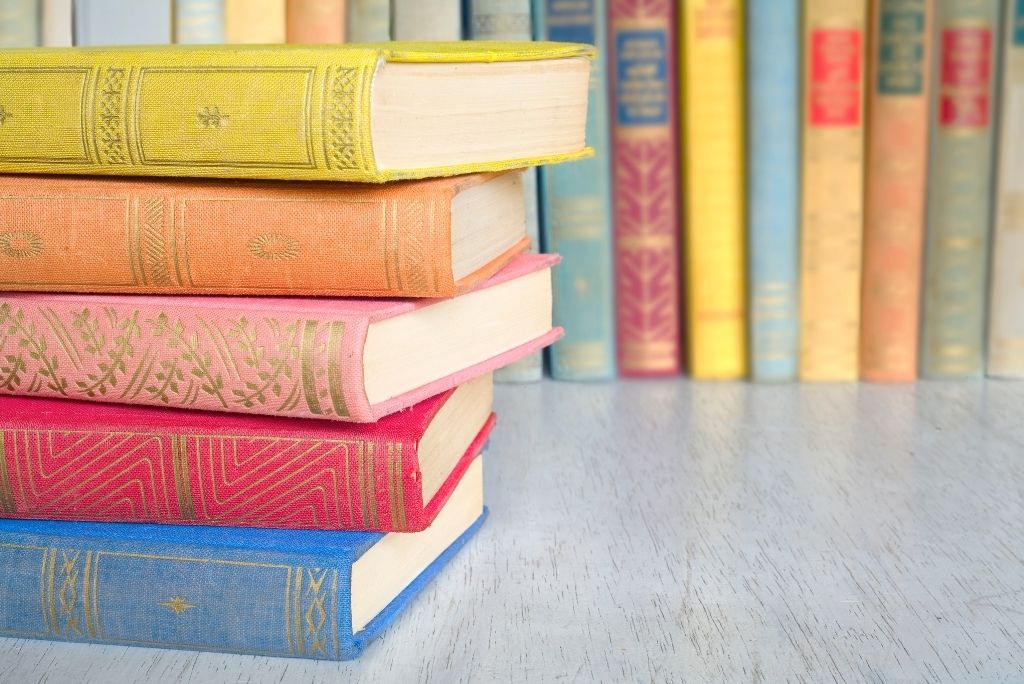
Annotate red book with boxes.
[0,375,494,532]
[608,0,683,376]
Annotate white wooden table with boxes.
[3,379,1024,682]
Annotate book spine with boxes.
[286,0,346,44]
[860,0,932,381]
[0,0,39,47]
[73,0,173,46]
[921,0,1000,378]
[608,0,681,376]
[392,0,462,40]
[746,0,800,382]
[681,0,746,379]
[225,0,286,43]
[346,0,389,41]
[534,0,616,380]
[799,0,868,381]
[41,0,72,46]
[988,0,1024,376]
[174,0,226,44]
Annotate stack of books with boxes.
[0,41,592,659]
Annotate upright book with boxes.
[0,0,39,47]
[0,43,593,183]
[921,0,1000,378]
[747,0,800,382]
[73,0,172,45]
[609,0,682,376]
[346,0,389,42]
[0,457,486,660]
[174,0,226,44]
[225,0,286,43]
[392,0,462,40]
[286,0,346,44]
[681,0,746,379]
[41,0,73,47]
[988,0,1024,377]
[533,0,616,380]
[800,0,868,381]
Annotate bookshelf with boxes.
[3,378,1023,680]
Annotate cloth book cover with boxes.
[681,0,747,379]
[0,505,487,660]
[0,42,593,183]
[861,0,932,382]
[533,0,616,380]
[608,0,682,377]
[747,0,800,382]
[392,0,462,41]
[174,0,225,44]
[287,0,346,44]
[921,0,1000,379]
[0,253,561,422]
[42,0,73,47]
[0,172,527,298]
[0,0,39,47]
[800,0,868,381]
[988,0,1024,377]
[73,0,173,46]
[225,0,286,43]
[346,0,389,42]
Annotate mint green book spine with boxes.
[174,0,225,44]
[0,0,40,47]
[346,0,390,42]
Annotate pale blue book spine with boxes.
[346,0,390,42]
[174,0,225,44]
[533,0,616,380]
[74,0,172,45]
[746,0,800,382]
[0,0,40,46]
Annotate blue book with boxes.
[746,0,800,382]
[0,470,486,661]
[533,0,616,380]
[174,0,224,44]
[74,0,172,45]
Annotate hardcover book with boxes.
[346,0,389,42]
[73,0,172,46]
[800,0,868,381]
[533,0,616,380]
[0,457,486,661]
[0,374,493,531]
[681,0,746,379]
[0,171,529,298]
[287,0,346,44]
[609,0,682,377]
[0,253,561,422]
[174,0,225,44]
[747,0,800,382]
[921,0,1000,378]
[988,0,1024,377]
[41,0,72,47]
[225,0,285,43]
[861,0,932,382]
[0,0,39,47]
[0,42,592,183]
[392,0,462,40]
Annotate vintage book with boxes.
[287,0,346,44]
[467,0,542,383]
[988,0,1024,377]
[0,0,38,47]
[0,374,493,531]
[346,0,389,42]
[747,0,800,382]
[921,0,1000,378]
[534,0,616,380]
[0,42,592,183]
[73,0,172,45]
[0,253,560,422]
[0,171,529,297]
[225,0,285,43]
[800,0,868,381]
[41,0,72,46]
[861,0,932,382]
[174,0,225,44]
[608,0,681,376]
[392,0,462,40]
[0,456,486,661]
[681,0,746,379]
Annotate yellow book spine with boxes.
[225,0,286,44]
[800,0,867,381]
[681,0,747,379]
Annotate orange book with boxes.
[860,0,932,381]
[0,172,528,298]
[286,0,346,44]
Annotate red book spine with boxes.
[609,0,683,376]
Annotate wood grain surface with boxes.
[2,379,1024,682]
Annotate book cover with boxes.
[0,0,39,47]
[747,0,800,382]
[861,0,932,382]
[346,0,389,42]
[73,0,172,46]
[800,0,868,381]
[609,0,682,377]
[921,0,1000,378]
[41,0,72,46]
[0,253,560,422]
[0,42,593,183]
[0,172,527,298]
[988,0,1024,377]
[681,0,746,379]
[287,0,346,44]
[392,0,462,40]
[174,0,225,44]
[533,0,616,380]
[225,0,286,43]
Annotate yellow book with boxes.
[681,0,747,379]
[225,0,286,44]
[0,42,592,183]
[799,0,867,381]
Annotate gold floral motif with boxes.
[248,233,300,261]
[197,106,230,129]
[0,230,43,259]
[159,596,198,615]
[0,105,11,126]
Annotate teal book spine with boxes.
[174,0,225,44]
[533,0,616,380]
[921,0,1001,378]
[346,0,390,42]
[73,0,172,45]
[0,0,40,47]
[746,0,800,382]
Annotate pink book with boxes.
[0,254,560,422]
